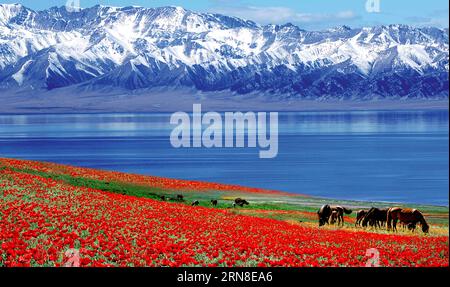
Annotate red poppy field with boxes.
[0,158,448,267]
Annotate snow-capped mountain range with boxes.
[0,3,448,102]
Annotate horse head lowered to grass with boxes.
[387,207,429,233]
[234,198,249,207]
[318,204,352,226]
[362,207,388,228]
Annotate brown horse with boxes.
[330,205,352,226]
[355,210,367,227]
[362,207,388,228]
[330,210,339,225]
[234,198,249,207]
[387,207,429,233]
[317,205,351,226]
[317,204,332,226]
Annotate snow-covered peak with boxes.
[0,4,448,100]
[0,3,27,23]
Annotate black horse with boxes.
[234,198,249,207]
[317,204,332,226]
[317,205,352,226]
[211,199,218,206]
[362,207,388,228]
[191,200,199,206]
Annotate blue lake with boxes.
[0,110,448,206]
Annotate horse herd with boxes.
[318,204,430,233]
[159,195,430,233]
[159,194,250,208]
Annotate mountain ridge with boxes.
[0,4,448,103]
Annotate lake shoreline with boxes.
[0,157,448,209]
[0,91,448,114]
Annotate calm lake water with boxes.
[0,110,448,205]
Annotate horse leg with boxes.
[411,221,417,233]
[387,210,394,231]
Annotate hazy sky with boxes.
[3,0,449,30]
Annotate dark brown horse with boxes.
[355,209,367,226]
[387,207,429,233]
[211,199,218,206]
[234,198,249,207]
[317,204,332,226]
[177,194,184,201]
[317,204,352,226]
[330,205,352,226]
[362,207,388,228]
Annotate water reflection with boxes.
[0,110,448,205]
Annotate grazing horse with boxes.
[362,207,388,228]
[191,200,199,206]
[211,199,218,206]
[159,195,166,201]
[317,204,332,226]
[234,198,249,207]
[387,207,429,233]
[330,205,352,226]
[177,194,184,201]
[355,210,367,227]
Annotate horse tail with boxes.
[343,207,352,214]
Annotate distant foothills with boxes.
[0,4,448,112]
